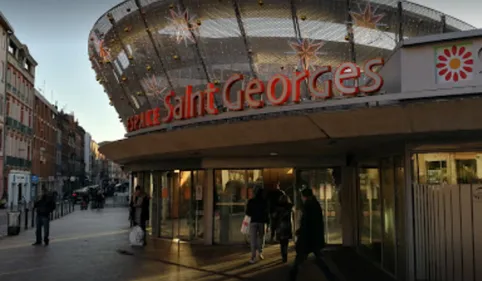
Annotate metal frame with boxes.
[134,0,175,91]
[107,12,153,111]
[232,0,258,80]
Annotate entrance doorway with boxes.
[295,168,343,245]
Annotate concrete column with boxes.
[341,165,357,247]
[203,169,214,245]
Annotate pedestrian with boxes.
[245,186,269,264]
[33,186,56,246]
[274,194,294,263]
[289,188,338,281]
[131,186,149,246]
[267,182,285,243]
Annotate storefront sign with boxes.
[127,58,384,132]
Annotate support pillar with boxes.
[341,165,358,247]
[404,146,416,281]
[203,169,214,245]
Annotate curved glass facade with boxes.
[88,0,474,128]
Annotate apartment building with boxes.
[0,12,13,203]
[32,89,58,194]
[5,34,36,208]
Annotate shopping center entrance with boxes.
[214,167,343,245]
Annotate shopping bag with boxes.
[240,215,251,235]
[129,226,145,246]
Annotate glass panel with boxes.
[174,171,193,240]
[192,170,207,240]
[358,167,382,262]
[381,158,396,274]
[159,172,173,238]
[296,168,342,245]
[214,169,260,244]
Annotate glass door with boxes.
[358,167,382,262]
[295,168,343,245]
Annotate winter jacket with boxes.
[296,197,325,254]
[274,202,294,240]
[35,194,55,217]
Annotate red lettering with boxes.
[145,109,153,127]
[360,58,384,94]
[266,74,291,106]
[245,79,265,108]
[152,107,161,125]
[334,62,360,96]
[163,91,175,123]
[173,96,184,120]
[124,58,384,133]
[309,66,332,99]
[205,83,219,115]
[292,71,309,103]
[222,74,244,111]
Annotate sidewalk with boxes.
[0,206,391,281]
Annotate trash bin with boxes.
[7,211,21,236]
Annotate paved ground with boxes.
[0,207,340,281]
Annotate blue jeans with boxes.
[249,222,266,259]
[36,215,50,243]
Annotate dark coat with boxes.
[246,196,269,224]
[35,194,55,217]
[296,197,325,254]
[274,202,294,241]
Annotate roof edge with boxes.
[403,29,482,47]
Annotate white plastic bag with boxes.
[129,226,145,246]
[240,215,251,235]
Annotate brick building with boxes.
[57,111,85,193]
[5,34,36,207]
[32,89,58,192]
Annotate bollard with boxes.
[24,209,28,230]
[31,210,35,228]
[61,202,64,217]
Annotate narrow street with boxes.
[0,206,333,281]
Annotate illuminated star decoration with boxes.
[166,6,199,46]
[288,39,325,71]
[97,40,112,63]
[350,2,385,29]
[141,75,167,100]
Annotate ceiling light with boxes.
[269,152,278,156]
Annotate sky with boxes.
[0,0,480,142]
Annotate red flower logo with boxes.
[436,45,473,83]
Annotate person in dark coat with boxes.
[131,186,150,246]
[274,193,294,263]
[289,188,338,281]
[267,182,285,243]
[33,187,56,246]
[245,186,269,263]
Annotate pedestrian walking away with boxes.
[273,193,294,263]
[289,188,339,281]
[33,186,56,246]
[245,186,269,264]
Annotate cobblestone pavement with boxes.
[0,207,340,281]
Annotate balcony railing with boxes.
[6,117,33,135]
[6,156,32,169]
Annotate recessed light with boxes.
[269,152,278,156]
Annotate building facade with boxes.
[57,112,80,194]
[5,33,36,208]
[32,89,58,194]
[0,12,13,204]
[91,1,481,281]
[84,132,92,184]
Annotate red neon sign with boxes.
[127,58,384,132]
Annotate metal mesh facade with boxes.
[87,0,474,128]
